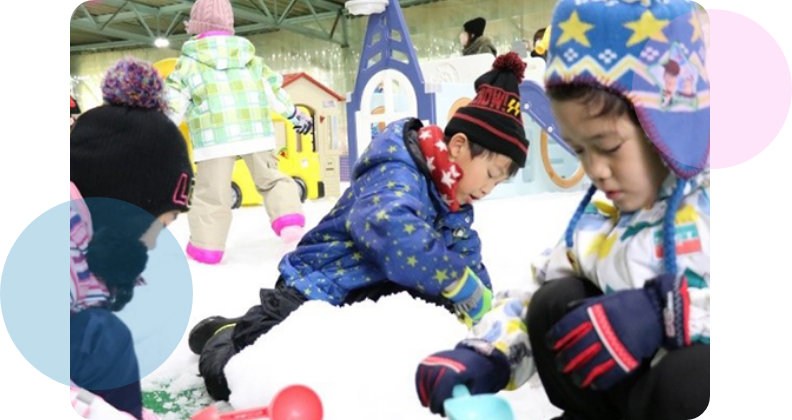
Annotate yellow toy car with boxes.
[153,59,325,209]
[233,110,325,207]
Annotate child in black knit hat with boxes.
[461,17,497,56]
[70,58,194,420]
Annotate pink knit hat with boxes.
[185,0,235,35]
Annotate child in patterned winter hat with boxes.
[539,5,711,413]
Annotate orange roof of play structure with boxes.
[282,73,345,102]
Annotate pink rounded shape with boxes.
[270,385,324,420]
[186,243,224,265]
[709,9,791,168]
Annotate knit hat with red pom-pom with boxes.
[445,52,529,167]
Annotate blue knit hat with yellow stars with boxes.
[546,0,710,278]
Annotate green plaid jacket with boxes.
[166,36,296,161]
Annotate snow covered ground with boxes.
[141,188,587,420]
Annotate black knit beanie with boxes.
[463,17,487,38]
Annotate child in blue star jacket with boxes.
[190,53,531,401]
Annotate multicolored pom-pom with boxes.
[101,57,167,111]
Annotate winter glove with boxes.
[289,108,313,135]
[442,267,493,327]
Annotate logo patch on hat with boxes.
[648,43,700,110]
[469,85,522,120]
[173,172,195,209]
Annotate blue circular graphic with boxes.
[1,198,192,388]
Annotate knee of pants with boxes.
[630,345,710,420]
[528,277,594,336]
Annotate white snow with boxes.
[142,190,587,420]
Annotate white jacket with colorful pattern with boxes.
[462,171,710,390]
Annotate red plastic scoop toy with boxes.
[192,385,323,420]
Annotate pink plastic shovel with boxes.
[192,385,323,420]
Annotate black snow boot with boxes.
[188,316,240,355]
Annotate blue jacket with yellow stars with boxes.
[279,118,490,305]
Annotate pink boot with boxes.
[272,213,306,244]
[279,225,305,243]
[186,243,224,265]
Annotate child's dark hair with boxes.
[444,132,522,177]
[533,28,546,44]
[546,83,640,127]
[663,60,681,76]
